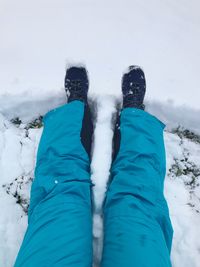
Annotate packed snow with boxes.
[0,0,200,266]
[1,0,200,108]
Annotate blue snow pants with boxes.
[101,107,173,267]
[13,100,173,267]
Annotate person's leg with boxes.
[101,66,173,267]
[14,67,93,267]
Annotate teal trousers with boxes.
[101,107,173,267]
[13,100,173,267]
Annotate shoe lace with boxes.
[129,82,140,95]
[124,82,145,110]
[69,80,82,92]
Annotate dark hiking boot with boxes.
[64,66,89,103]
[122,65,146,110]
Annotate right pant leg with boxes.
[13,101,93,267]
[101,108,173,267]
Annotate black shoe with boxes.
[64,66,89,103]
[122,65,146,110]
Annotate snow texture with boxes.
[1,0,200,109]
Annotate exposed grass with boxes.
[10,116,43,129]
[171,126,200,144]
[2,175,33,214]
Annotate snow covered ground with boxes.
[1,0,200,108]
[0,0,200,266]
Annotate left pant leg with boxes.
[13,100,93,267]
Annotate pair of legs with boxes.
[13,66,173,267]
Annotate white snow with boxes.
[0,0,200,266]
[1,0,200,108]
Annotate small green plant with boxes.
[172,126,200,144]
[11,116,43,129]
[2,175,33,214]
[25,116,43,130]
[168,156,200,188]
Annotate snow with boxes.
[0,0,200,266]
[91,95,117,211]
[1,0,200,108]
